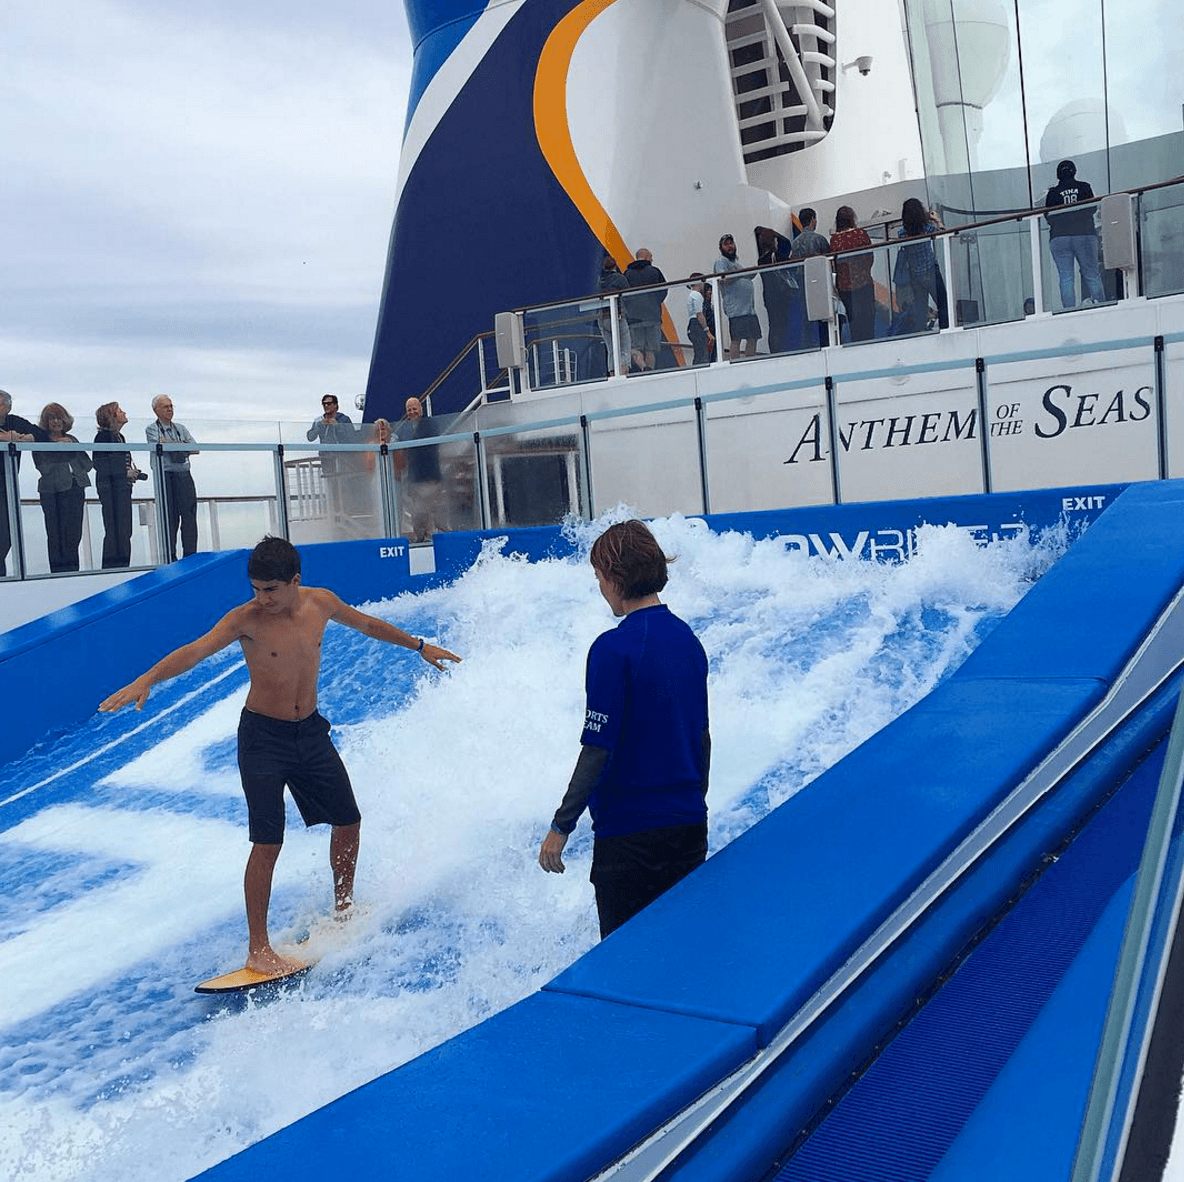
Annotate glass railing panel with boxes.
[948,219,1032,328]
[986,348,1159,490]
[523,299,610,389]
[749,258,826,358]
[832,236,887,346]
[481,424,584,529]
[1141,183,1184,300]
[1038,211,1120,313]
[704,386,832,512]
[667,281,716,369]
[830,374,982,501]
[164,442,280,556]
[885,238,951,339]
[286,442,385,546]
[387,435,480,542]
[13,441,164,576]
[587,406,702,518]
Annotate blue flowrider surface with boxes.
[773,736,1166,1180]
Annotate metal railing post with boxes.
[151,444,171,563]
[610,293,624,377]
[941,234,956,329]
[4,444,26,580]
[272,444,290,539]
[708,276,725,363]
[695,397,711,514]
[976,357,994,495]
[1155,335,1168,480]
[579,414,595,520]
[477,337,489,396]
[378,444,400,536]
[1029,216,1045,315]
[825,376,844,505]
[474,432,491,531]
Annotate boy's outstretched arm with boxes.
[325,593,462,671]
[99,612,245,713]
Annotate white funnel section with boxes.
[564,0,789,276]
[922,0,1010,175]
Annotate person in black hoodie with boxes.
[1044,159,1105,308]
[597,255,632,376]
[755,225,793,354]
[624,248,667,371]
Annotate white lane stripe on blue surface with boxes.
[0,660,246,811]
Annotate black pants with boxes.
[688,319,710,365]
[839,284,875,342]
[97,477,133,568]
[591,821,708,939]
[162,470,198,560]
[0,479,10,577]
[40,486,85,573]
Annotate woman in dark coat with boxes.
[94,401,138,568]
[34,402,92,573]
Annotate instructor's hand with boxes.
[99,679,152,712]
[420,643,461,672]
[538,829,568,874]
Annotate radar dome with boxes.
[1040,98,1128,162]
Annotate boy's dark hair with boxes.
[248,536,301,583]
[590,520,669,599]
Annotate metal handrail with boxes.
[1072,681,1184,1181]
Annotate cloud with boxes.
[2,0,411,421]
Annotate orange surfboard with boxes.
[195,960,311,994]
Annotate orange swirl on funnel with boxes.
[534,0,683,361]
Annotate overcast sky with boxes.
[3,0,412,428]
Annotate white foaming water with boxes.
[0,513,1068,1181]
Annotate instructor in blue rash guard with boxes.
[539,520,710,938]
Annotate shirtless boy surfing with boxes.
[100,536,461,976]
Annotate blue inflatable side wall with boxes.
[0,539,415,770]
[1,482,1158,1181]
[183,479,1184,1182]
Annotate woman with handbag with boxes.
[94,401,141,569]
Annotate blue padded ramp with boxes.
[192,991,756,1182]
[959,480,1184,682]
[545,676,1103,1043]
[772,736,1163,1180]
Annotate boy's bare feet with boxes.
[245,945,307,976]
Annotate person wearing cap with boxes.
[1043,160,1105,309]
[713,234,761,359]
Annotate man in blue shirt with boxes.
[539,520,710,938]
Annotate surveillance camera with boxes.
[856,55,873,75]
